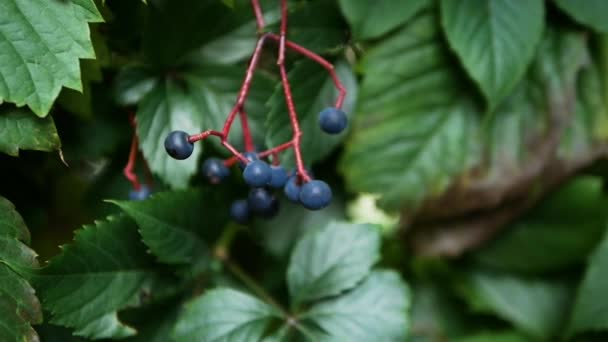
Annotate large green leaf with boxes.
[567,229,608,336]
[338,0,429,40]
[458,271,572,339]
[33,215,165,339]
[472,177,607,273]
[0,0,103,116]
[454,331,529,342]
[302,270,410,341]
[0,196,42,342]
[266,60,357,168]
[287,222,380,305]
[555,0,608,33]
[112,189,229,266]
[440,0,544,109]
[340,13,480,212]
[173,288,282,341]
[136,65,273,188]
[0,107,61,157]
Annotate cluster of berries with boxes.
[164,107,347,224]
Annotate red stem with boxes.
[224,141,294,167]
[267,34,346,109]
[277,0,287,65]
[251,0,265,31]
[239,109,255,152]
[124,134,141,190]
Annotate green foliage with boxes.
[2,0,608,340]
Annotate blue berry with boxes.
[319,107,347,134]
[129,185,152,201]
[248,188,274,213]
[165,131,194,160]
[259,197,280,219]
[299,180,332,210]
[230,199,251,225]
[239,152,259,170]
[268,166,289,188]
[284,176,302,203]
[243,160,272,187]
[202,158,230,184]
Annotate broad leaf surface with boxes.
[266,60,357,168]
[440,0,544,109]
[136,65,273,188]
[0,196,41,342]
[338,0,429,40]
[458,271,572,339]
[0,107,61,157]
[555,0,608,33]
[303,270,410,341]
[173,288,281,341]
[287,222,380,305]
[0,0,103,116]
[568,229,608,335]
[33,215,164,339]
[112,189,229,265]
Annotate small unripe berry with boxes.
[318,107,347,134]
[165,131,194,160]
[299,180,332,210]
[129,185,152,201]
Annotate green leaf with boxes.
[454,331,530,342]
[0,107,61,157]
[33,215,164,339]
[302,270,410,341]
[113,66,159,107]
[136,65,273,188]
[440,0,544,109]
[0,196,42,342]
[173,288,282,341]
[0,0,103,116]
[287,222,381,305]
[112,189,229,265]
[472,177,607,273]
[555,0,608,33]
[338,0,429,40]
[340,13,479,212]
[458,271,572,339]
[567,228,608,336]
[266,60,357,168]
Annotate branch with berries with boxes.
[162,0,348,223]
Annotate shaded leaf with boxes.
[555,0,608,33]
[567,228,608,336]
[454,331,529,342]
[266,60,357,168]
[112,189,229,265]
[458,271,572,339]
[338,0,429,40]
[33,215,165,339]
[0,107,61,157]
[472,177,607,273]
[113,66,159,107]
[173,288,282,341]
[440,0,544,109]
[0,0,103,116]
[303,270,410,341]
[287,222,380,305]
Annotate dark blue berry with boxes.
[202,158,230,184]
[129,185,152,201]
[243,160,272,187]
[284,176,302,203]
[165,131,194,160]
[259,197,280,219]
[248,188,274,213]
[319,107,347,134]
[268,166,289,189]
[230,199,251,225]
[239,152,259,170]
[299,180,332,210]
